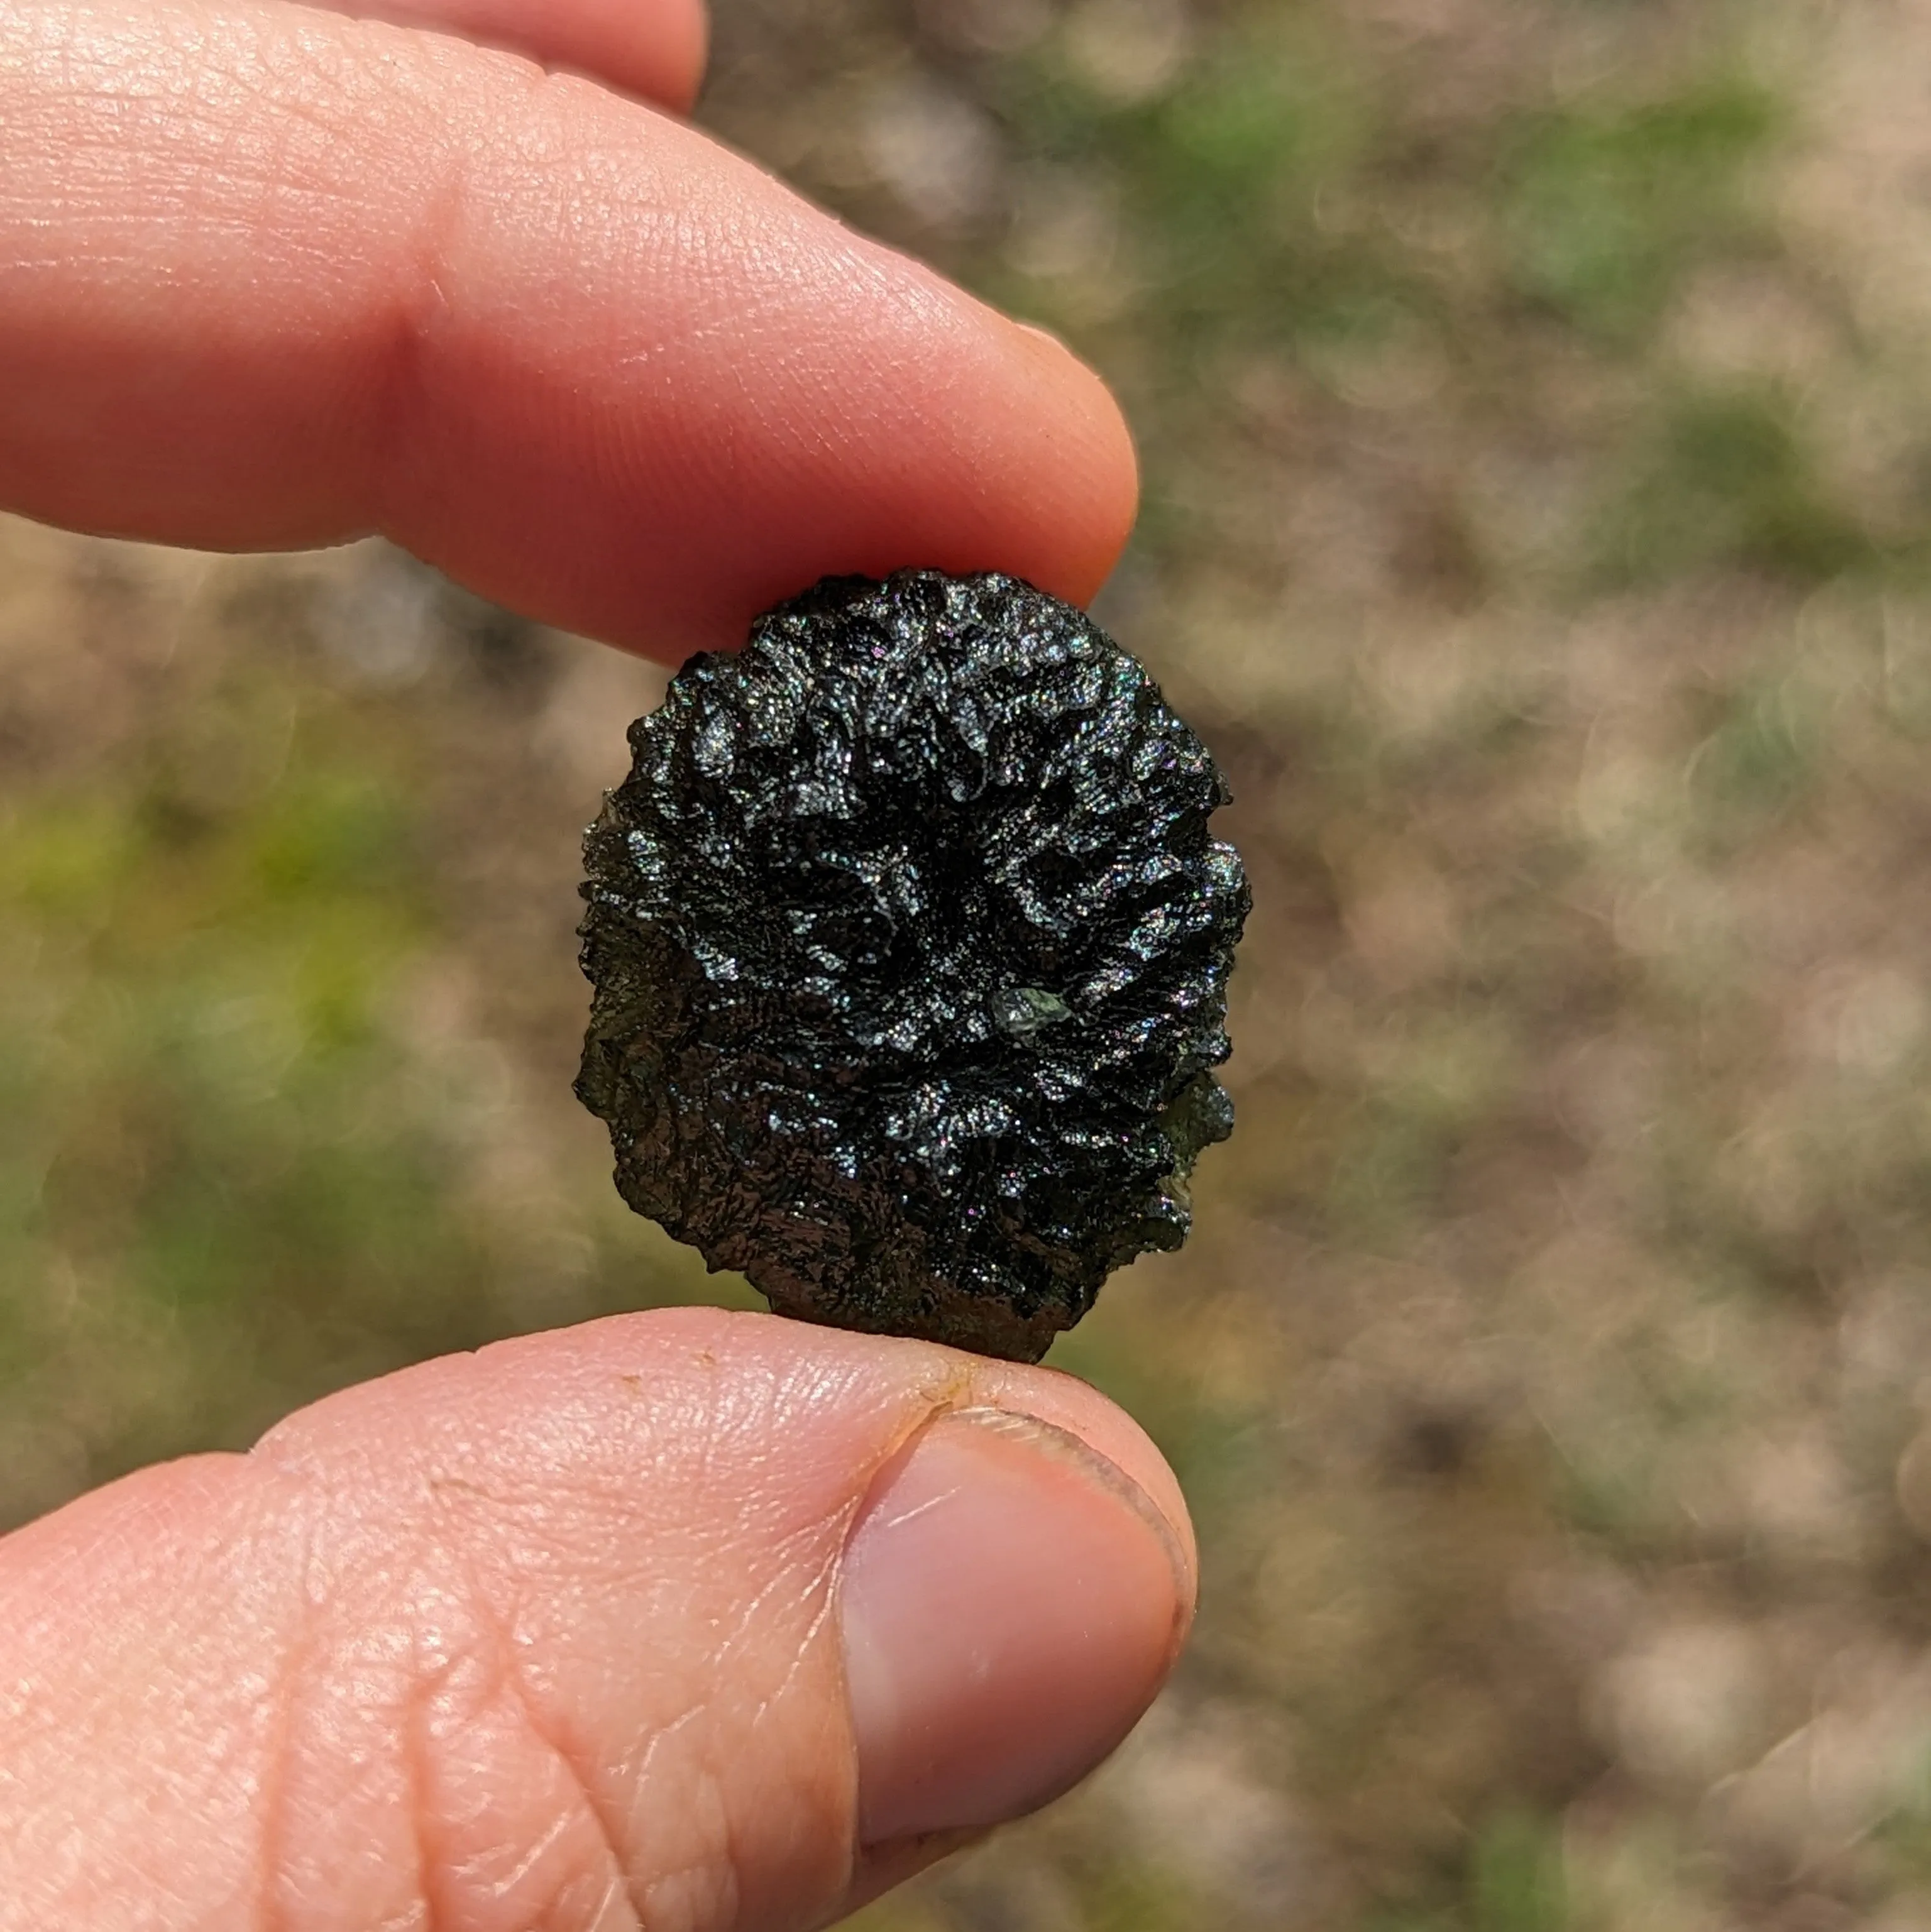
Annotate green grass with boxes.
[1597,383,1879,587]
[0,705,459,1500]
[1500,80,1783,344]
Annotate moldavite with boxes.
[575,569,1248,1363]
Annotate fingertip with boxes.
[964,1351,1196,1592]
[992,316,1142,607]
[608,0,708,113]
[0,2,1125,648]
[841,1405,1187,1847]
[336,0,710,113]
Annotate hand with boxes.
[0,0,1136,663]
[0,1310,1192,1929]
[2,1,1182,1927]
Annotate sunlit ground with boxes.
[8,1,1931,1924]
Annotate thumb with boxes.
[0,1306,1194,1932]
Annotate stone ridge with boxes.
[576,568,1250,1361]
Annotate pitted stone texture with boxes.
[576,569,1248,1361]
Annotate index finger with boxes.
[0,0,1138,659]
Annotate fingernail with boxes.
[840,1406,1190,1847]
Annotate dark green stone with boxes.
[575,569,1248,1362]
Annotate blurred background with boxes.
[7,0,1931,1923]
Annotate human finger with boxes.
[0,1307,1192,1931]
[0,0,1138,661]
[321,0,707,111]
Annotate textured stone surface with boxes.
[576,569,1248,1361]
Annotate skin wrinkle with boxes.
[648,1529,850,1923]
[636,1831,736,1932]
[473,1804,582,1907]
[396,1496,474,1932]
[749,1549,846,1870]
[422,1450,815,1932]
[708,1547,815,1661]
[627,1701,704,1796]
[79,8,338,217]
[421,150,738,544]
[569,180,965,512]
[491,1661,644,1930]
[635,1768,741,1932]
[427,1439,718,1579]
[634,1785,739,1932]
[18,1467,295,1926]
[363,63,490,538]
[634,1366,861,1924]
[202,19,348,160]
[255,1474,328,1932]
[398,1600,450,1932]
[242,1449,488,1929]
[730,1540,841,1715]
[387,1559,613,1931]
[617,1701,714,1927]
[453,1695,641,1932]
[584,1872,635,1932]
[4,11,393,381]
[397,1623,440,1932]
[302,1586,438,1930]
[417,1468,645,1932]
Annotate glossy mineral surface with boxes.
[576,569,1249,1361]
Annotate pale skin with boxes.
[0,1,1192,1927]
